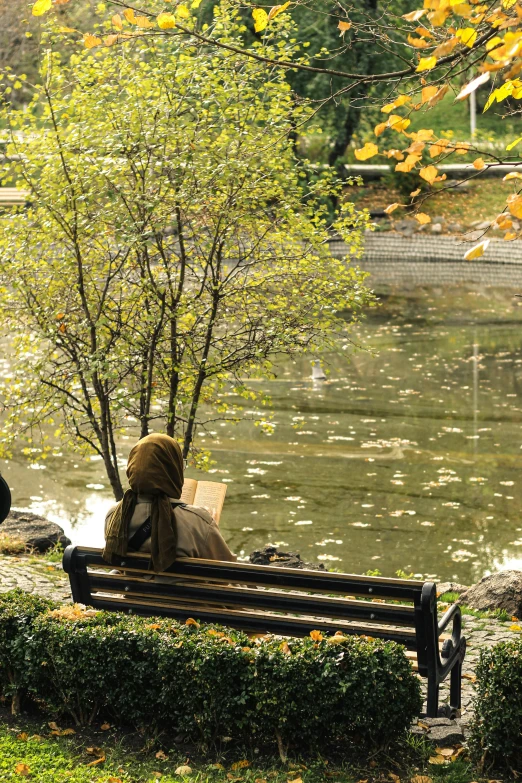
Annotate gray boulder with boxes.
[2,510,71,552]
[437,582,468,597]
[460,570,522,616]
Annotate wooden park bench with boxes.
[63,546,466,718]
[0,188,30,207]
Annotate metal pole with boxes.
[470,91,477,139]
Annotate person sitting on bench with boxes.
[103,432,235,572]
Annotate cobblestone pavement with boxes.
[0,555,520,722]
[0,555,71,602]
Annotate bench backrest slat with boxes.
[87,572,417,626]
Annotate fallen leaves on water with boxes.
[14,763,31,776]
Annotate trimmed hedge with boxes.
[0,590,422,753]
[469,639,522,774]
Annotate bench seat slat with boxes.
[87,591,419,647]
[88,573,416,626]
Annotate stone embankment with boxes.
[330,233,522,288]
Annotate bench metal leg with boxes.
[450,659,462,712]
[426,679,439,718]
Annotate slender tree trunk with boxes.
[166,316,179,438]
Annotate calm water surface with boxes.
[4,286,522,584]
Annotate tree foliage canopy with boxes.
[0,8,373,497]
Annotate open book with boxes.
[180,479,227,524]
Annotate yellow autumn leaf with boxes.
[456,27,477,46]
[384,203,400,214]
[473,158,486,170]
[507,136,522,151]
[396,154,421,172]
[185,617,200,627]
[415,213,431,224]
[454,141,470,154]
[412,128,435,141]
[14,764,31,776]
[428,84,449,107]
[354,142,379,160]
[419,165,439,184]
[408,35,429,48]
[464,240,490,260]
[112,14,123,29]
[252,8,268,31]
[84,34,101,49]
[416,56,437,71]
[382,95,411,113]
[124,8,136,23]
[338,20,352,34]
[388,114,411,132]
[421,85,438,103]
[191,0,203,7]
[268,2,291,20]
[504,231,517,239]
[508,194,522,218]
[176,4,190,18]
[280,640,291,654]
[104,34,119,46]
[32,0,52,15]
[510,623,522,630]
[433,37,459,57]
[310,630,323,641]
[157,13,176,29]
[497,214,513,228]
[456,71,490,100]
[504,171,522,180]
[374,121,388,136]
[410,188,421,197]
[428,8,450,25]
[403,8,427,20]
[135,15,154,27]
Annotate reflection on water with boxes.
[3,286,522,583]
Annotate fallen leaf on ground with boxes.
[429,755,446,764]
[100,722,111,730]
[212,764,225,770]
[14,763,30,776]
[437,747,455,757]
[175,765,192,776]
[388,774,400,782]
[411,777,432,783]
[16,733,28,741]
[86,756,106,767]
[463,672,477,681]
[108,778,123,783]
[48,722,60,731]
[232,760,250,770]
[155,750,168,760]
[86,747,104,757]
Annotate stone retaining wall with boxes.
[330,233,522,288]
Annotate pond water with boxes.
[3,286,522,584]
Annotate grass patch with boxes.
[0,533,28,556]
[0,714,487,783]
[349,178,515,228]
[439,594,510,622]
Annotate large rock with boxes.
[460,570,522,617]
[1,510,71,552]
[437,581,468,597]
[250,545,326,571]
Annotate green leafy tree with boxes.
[0,7,373,499]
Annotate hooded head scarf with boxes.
[103,433,184,572]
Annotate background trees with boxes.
[0,8,373,498]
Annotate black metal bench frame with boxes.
[63,545,466,718]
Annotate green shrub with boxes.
[0,589,57,711]
[0,590,422,755]
[469,639,522,774]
